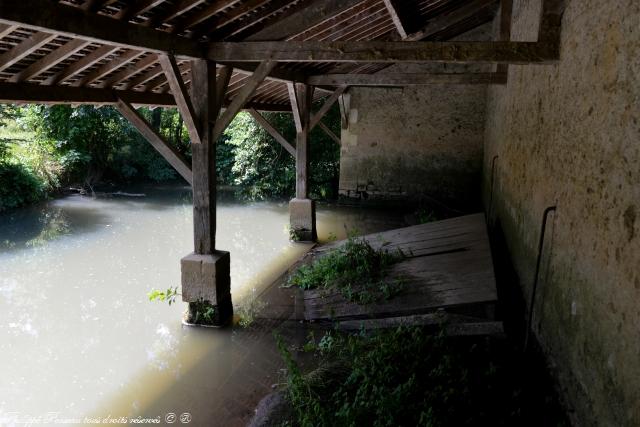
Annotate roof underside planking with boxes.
[0,0,562,109]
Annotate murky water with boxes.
[0,185,404,426]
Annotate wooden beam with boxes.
[247,108,295,157]
[246,0,363,41]
[122,63,164,90]
[73,49,144,87]
[214,65,232,120]
[190,59,216,254]
[318,121,340,146]
[8,38,90,83]
[159,54,202,144]
[0,23,16,39]
[287,82,302,133]
[382,0,409,39]
[116,97,193,185]
[145,0,206,28]
[0,81,176,106]
[338,92,350,130]
[173,0,243,33]
[116,0,165,21]
[293,83,312,199]
[0,31,58,73]
[404,0,499,41]
[196,0,271,38]
[0,0,203,59]
[44,44,118,85]
[310,85,346,130]
[208,41,559,64]
[98,53,158,88]
[307,73,508,86]
[213,60,275,141]
[497,0,513,75]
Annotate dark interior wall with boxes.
[484,0,640,425]
[337,25,492,210]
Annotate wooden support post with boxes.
[159,54,202,145]
[288,83,316,242]
[181,58,232,326]
[115,98,193,185]
[497,0,512,76]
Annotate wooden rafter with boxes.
[247,108,295,157]
[172,0,243,34]
[98,54,158,88]
[196,0,272,39]
[159,54,201,144]
[0,31,57,73]
[115,0,165,22]
[0,0,203,59]
[145,0,207,28]
[8,38,90,83]
[246,0,363,41]
[45,44,118,85]
[382,0,410,39]
[116,97,193,185]
[73,49,144,87]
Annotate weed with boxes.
[287,235,406,305]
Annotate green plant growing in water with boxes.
[148,286,218,326]
[287,235,406,305]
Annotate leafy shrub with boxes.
[287,236,406,305]
[0,162,45,211]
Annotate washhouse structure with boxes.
[0,0,636,425]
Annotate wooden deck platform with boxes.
[303,213,500,330]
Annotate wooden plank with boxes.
[0,31,58,73]
[159,54,202,145]
[173,0,242,32]
[116,98,193,185]
[247,108,295,157]
[196,0,272,37]
[0,81,176,106]
[44,44,118,85]
[122,63,164,90]
[73,49,144,87]
[208,40,558,64]
[212,60,275,141]
[0,0,203,59]
[307,73,507,86]
[8,38,91,83]
[246,0,363,41]
[301,214,498,321]
[310,85,346,130]
[0,23,16,39]
[190,59,216,254]
[318,121,340,146]
[116,0,165,21]
[145,0,207,28]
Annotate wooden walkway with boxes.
[303,213,500,332]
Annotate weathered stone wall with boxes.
[338,27,491,208]
[484,0,640,425]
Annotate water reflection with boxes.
[0,185,405,424]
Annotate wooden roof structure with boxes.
[0,0,564,110]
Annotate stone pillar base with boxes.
[289,198,317,242]
[180,250,233,326]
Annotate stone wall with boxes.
[338,27,490,209]
[484,0,640,425]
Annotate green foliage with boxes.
[278,327,473,427]
[148,286,180,306]
[220,107,340,200]
[187,300,218,325]
[287,236,406,305]
[0,163,45,211]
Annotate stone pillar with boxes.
[181,59,232,326]
[289,83,317,242]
